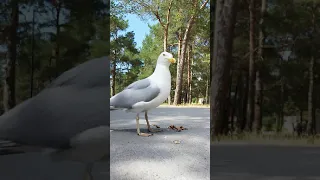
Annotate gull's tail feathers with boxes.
[110,93,132,112]
[110,95,119,111]
[110,106,120,111]
[110,106,128,111]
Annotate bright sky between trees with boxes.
[125,14,157,49]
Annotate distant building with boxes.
[316,111,320,133]
[283,111,320,134]
[283,116,299,133]
[198,98,205,104]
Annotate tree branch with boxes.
[200,0,209,10]
[168,43,179,46]
[240,46,260,60]
[165,0,173,26]
[153,10,164,27]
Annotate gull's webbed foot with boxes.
[138,132,153,137]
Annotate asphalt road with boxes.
[3,106,318,180]
[0,107,210,180]
[110,107,210,180]
[211,143,320,180]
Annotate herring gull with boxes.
[110,51,176,137]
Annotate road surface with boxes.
[3,107,318,180]
[0,107,210,180]
[110,107,210,180]
[211,144,320,180]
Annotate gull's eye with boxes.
[162,53,166,56]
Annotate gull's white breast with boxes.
[132,64,171,112]
[147,65,171,109]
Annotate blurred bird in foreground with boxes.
[0,57,110,180]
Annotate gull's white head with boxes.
[157,51,176,67]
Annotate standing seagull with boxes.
[0,57,110,180]
[110,52,176,137]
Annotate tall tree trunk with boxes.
[173,18,195,105]
[205,78,209,104]
[153,0,172,52]
[231,75,239,133]
[151,0,173,104]
[242,71,249,131]
[236,71,244,132]
[111,31,118,96]
[245,0,256,132]
[254,71,262,133]
[54,2,61,78]
[187,45,191,103]
[174,32,182,103]
[296,109,303,136]
[211,0,237,138]
[307,4,316,135]
[253,0,266,134]
[300,110,303,125]
[178,32,182,59]
[189,45,193,104]
[160,0,173,104]
[276,76,284,133]
[173,0,209,105]
[223,73,233,135]
[3,0,18,112]
[163,26,169,52]
[30,9,35,98]
[308,56,315,134]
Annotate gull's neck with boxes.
[149,63,171,81]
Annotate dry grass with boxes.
[211,133,320,146]
[160,103,209,108]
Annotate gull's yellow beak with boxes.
[168,58,176,63]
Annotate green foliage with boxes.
[0,0,109,106]
[226,0,320,135]
[133,0,210,101]
[139,24,163,79]
[109,3,140,93]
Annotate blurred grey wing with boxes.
[0,57,110,150]
[48,56,109,89]
[0,86,109,150]
[110,78,160,109]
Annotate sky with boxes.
[124,14,157,49]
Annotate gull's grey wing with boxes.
[110,78,160,109]
[125,78,151,90]
[0,57,110,150]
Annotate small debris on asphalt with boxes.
[168,125,188,132]
[173,140,181,144]
[179,126,188,131]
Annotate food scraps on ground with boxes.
[168,125,188,132]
